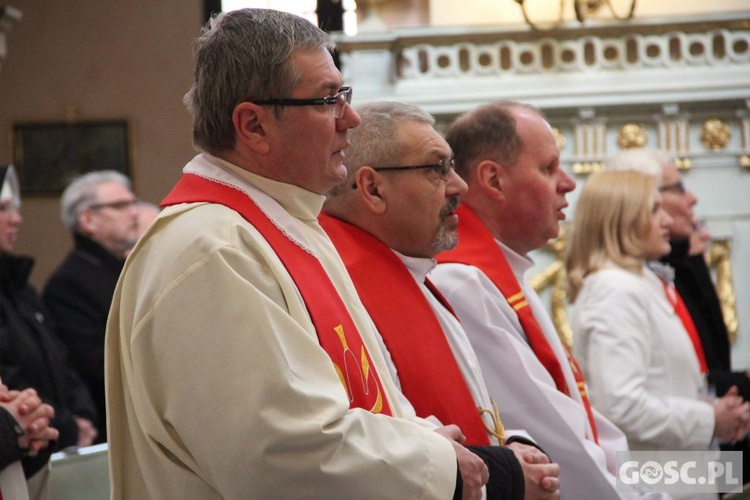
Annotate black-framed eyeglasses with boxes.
[88,199,139,211]
[658,180,686,194]
[373,157,456,180]
[249,86,353,119]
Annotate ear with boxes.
[77,208,97,235]
[475,159,507,202]
[354,167,387,215]
[232,102,271,155]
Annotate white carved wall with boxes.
[333,12,750,367]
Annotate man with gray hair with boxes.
[43,169,138,444]
[105,9,483,499]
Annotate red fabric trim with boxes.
[437,204,599,443]
[161,173,392,415]
[662,282,709,374]
[320,212,491,445]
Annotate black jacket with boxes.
[42,233,124,443]
[661,239,750,399]
[0,253,97,473]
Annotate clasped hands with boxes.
[0,385,59,457]
[713,385,750,444]
[435,424,560,500]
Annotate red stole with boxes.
[161,173,392,416]
[661,281,708,374]
[437,204,599,442]
[319,212,492,446]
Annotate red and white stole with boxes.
[437,204,599,442]
[320,213,492,445]
[162,172,392,416]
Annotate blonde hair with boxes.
[566,170,658,302]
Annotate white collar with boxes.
[392,250,436,284]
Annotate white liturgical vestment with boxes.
[433,241,636,500]
[105,153,457,499]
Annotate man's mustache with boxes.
[440,196,460,220]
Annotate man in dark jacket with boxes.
[43,170,138,444]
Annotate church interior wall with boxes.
[0,0,202,290]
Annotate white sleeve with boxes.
[432,263,628,499]
[571,270,715,451]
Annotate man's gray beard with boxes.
[431,226,458,253]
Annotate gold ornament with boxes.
[617,123,647,149]
[700,118,731,150]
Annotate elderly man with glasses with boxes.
[43,169,139,445]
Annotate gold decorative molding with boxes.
[674,157,692,171]
[706,239,738,343]
[700,118,731,151]
[574,121,607,160]
[658,117,690,157]
[617,123,648,149]
[571,161,603,175]
[552,126,567,152]
[532,234,738,348]
[530,226,574,348]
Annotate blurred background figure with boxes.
[134,201,158,238]
[606,146,750,480]
[566,170,749,460]
[123,201,159,259]
[42,170,136,444]
[0,165,98,487]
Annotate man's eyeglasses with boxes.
[88,199,139,211]
[249,86,353,119]
[658,180,686,194]
[372,157,456,181]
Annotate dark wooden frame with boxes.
[11,120,131,195]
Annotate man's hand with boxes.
[0,388,59,456]
[507,441,561,500]
[435,425,489,500]
[74,416,98,448]
[713,386,750,444]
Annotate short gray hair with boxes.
[61,170,132,233]
[184,8,335,155]
[604,148,674,183]
[327,101,435,199]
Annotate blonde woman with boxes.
[566,170,749,453]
